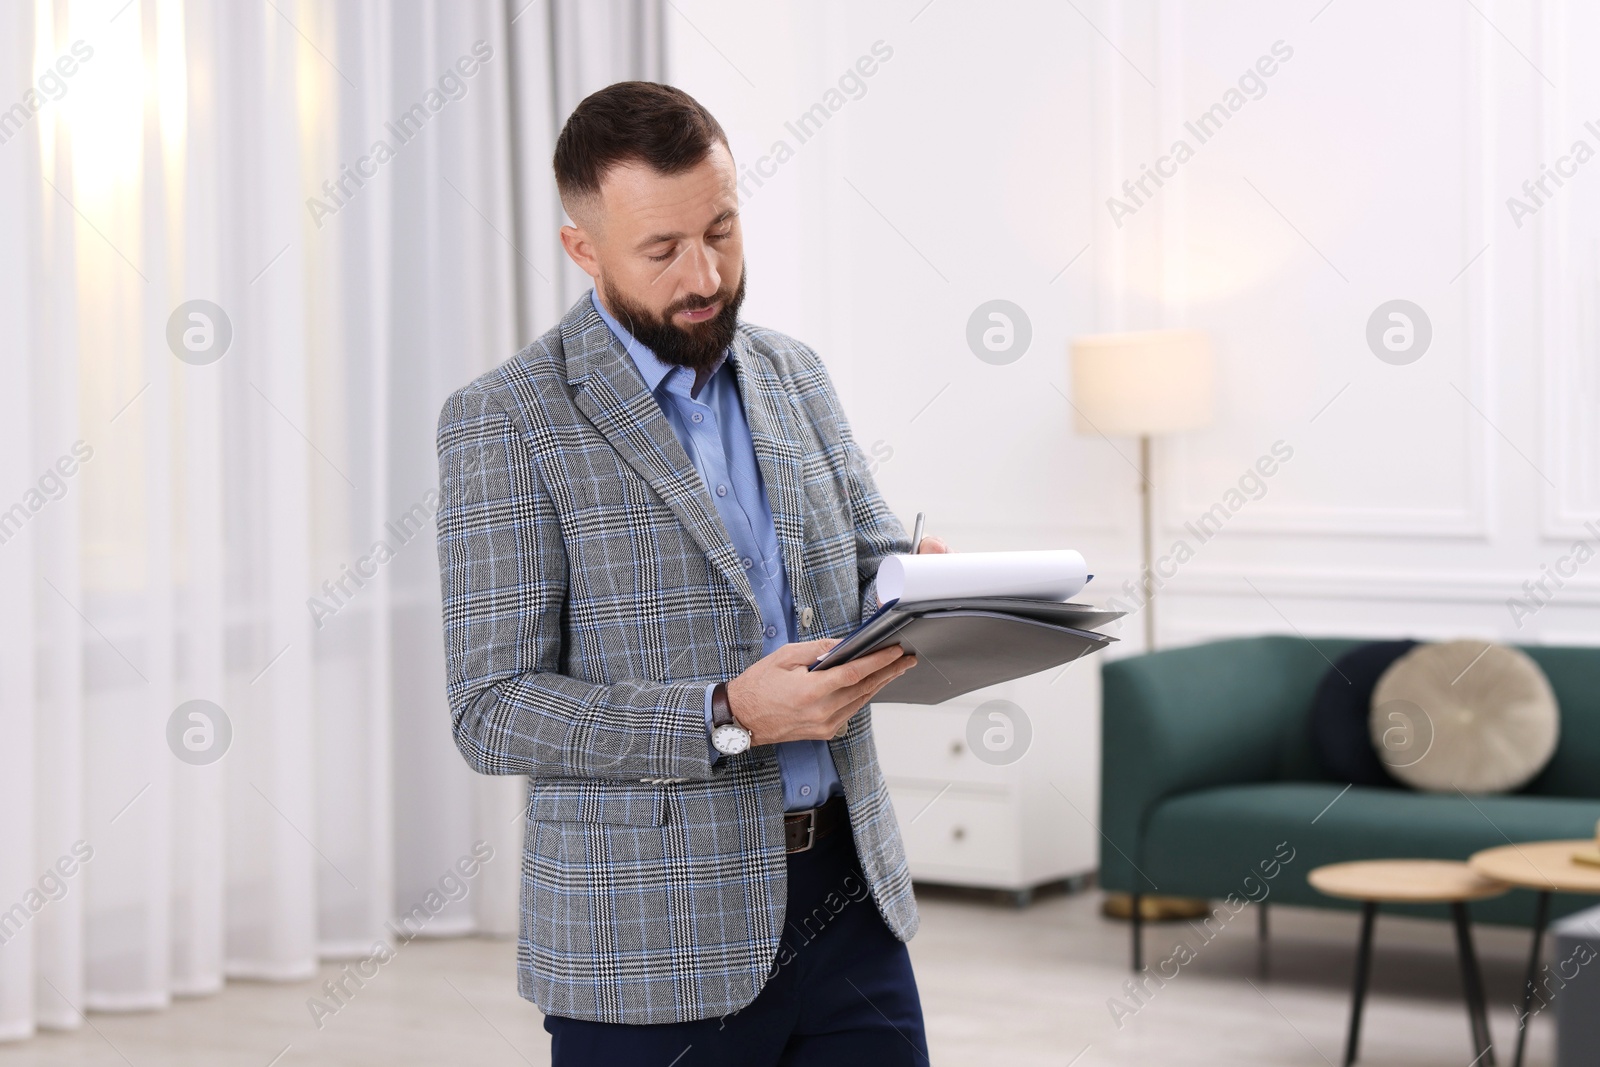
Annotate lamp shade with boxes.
[1069,329,1215,436]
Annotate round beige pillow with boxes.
[1369,640,1559,794]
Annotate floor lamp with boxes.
[1069,330,1214,652]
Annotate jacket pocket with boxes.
[525,780,667,826]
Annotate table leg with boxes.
[1344,901,1378,1067]
[1512,890,1551,1067]
[1258,901,1270,980]
[1130,892,1143,972]
[1451,901,1494,1066]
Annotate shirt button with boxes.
[764,624,778,639]
[691,412,704,424]
[716,484,728,497]
[800,785,812,797]
[742,557,754,569]
[800,606,814,629]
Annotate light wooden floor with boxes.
[0,888,1556,1066]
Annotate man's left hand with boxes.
[915,535,950,554]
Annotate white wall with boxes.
[666,0,1600,655]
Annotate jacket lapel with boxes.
[562,298,760,616]
[728,335,815,624]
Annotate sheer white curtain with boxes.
[0,0,661,1041]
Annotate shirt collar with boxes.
[590,289,728,399]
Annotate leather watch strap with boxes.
[711,682,736,730]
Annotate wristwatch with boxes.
[710,682,752,756]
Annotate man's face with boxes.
[561,144,746,372]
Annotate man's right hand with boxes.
[725,640,917,746]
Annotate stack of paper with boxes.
[811,549,1124,705]
[876,549,1091,603]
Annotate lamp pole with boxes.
[1068,328,1212,656]
[1139,434,1155,652]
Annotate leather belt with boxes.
[784,795,847,854]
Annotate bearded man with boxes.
[434,80,947,1066]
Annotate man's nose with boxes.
[679,241,721,297]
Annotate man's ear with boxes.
[559,223,601,280]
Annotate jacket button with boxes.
[800,606,814,630]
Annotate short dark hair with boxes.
[553,81,729,212]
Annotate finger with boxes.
[774,638,840,666]
[804,643,902,686]
[824,644,910,687]
[916,535,951,554]
[830,654,917,715]
[827,663,915,729]
[864,654,918,696]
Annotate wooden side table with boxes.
[1469,840,1600,1067]
[1309,860,1507,1067]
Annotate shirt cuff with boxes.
[704,681,722,765]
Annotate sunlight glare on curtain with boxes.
[64,0,148,593]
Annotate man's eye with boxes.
[709,230,732,242]
[647,248,674,262]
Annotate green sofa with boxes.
[1101,636,1600,962]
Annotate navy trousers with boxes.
[543,828,929,1066]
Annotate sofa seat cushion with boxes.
[1138,783,1600,924]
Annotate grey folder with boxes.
[811,597,1124,705]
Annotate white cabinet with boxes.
[870,656,1101,895]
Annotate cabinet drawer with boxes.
[889,782,1017,878]
[873,704,1007,785]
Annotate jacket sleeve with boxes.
[435,388,715,783]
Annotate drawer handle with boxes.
[949,740,964,757]
[951,826,966,842]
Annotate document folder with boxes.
[810,596,1124,705]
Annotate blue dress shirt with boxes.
[591,290,842,812]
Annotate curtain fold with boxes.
[542,0,665,308]
[0,0,662,1042]
[0,4,43,1038]
[169,0,226,999]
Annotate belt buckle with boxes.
[790,809,817,854]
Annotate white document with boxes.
[875,549,1090,605]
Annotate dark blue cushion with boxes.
[1310,640,1418,787]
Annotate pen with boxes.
[816,518,924,667]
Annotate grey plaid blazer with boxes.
[434,294,918,1025]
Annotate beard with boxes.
[601,267,747,375]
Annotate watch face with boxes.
[712,723,751,755]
